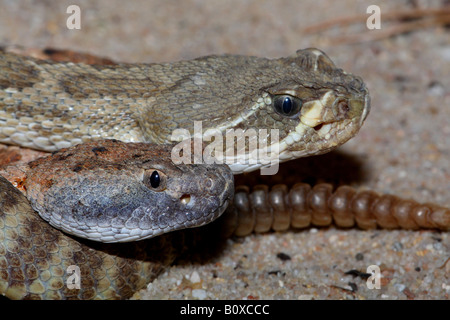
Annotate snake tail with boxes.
[220,183,450,237]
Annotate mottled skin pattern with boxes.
[0,48,381,300]
[0,49,370,174]
[2,140,234,242]
[0,139,234,299]
[1,142,448,300]
[0,178,180,299]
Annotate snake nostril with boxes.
[205,178,213,189]
[338,100,350,114]
[332,99,351,121]
[180,194,191,205]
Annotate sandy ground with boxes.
[0,0,449,300]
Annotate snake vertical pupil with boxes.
[149,171,160,188]
[144,169,167,191]
[282,97,292,114]
[273,95,302,117]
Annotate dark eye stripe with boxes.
[150,171,160,188]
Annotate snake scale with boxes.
[0,48,448,299]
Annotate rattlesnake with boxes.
[0,48,447,299]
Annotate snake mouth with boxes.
[313,123,324,131]
[227,88,370,175]
[270,90,369,163]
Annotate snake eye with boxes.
[273,95,302,117]
[143,170,167,191]
[150,171,160,188]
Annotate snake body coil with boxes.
[224,183,450,237]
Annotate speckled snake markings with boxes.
[0,49,448,299]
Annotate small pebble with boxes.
[355,253,364,261]
[276,252,291,261]
[192,289,207,300]
[394,283,406,292]
[190,271,201,283]
[392,242,403,251]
